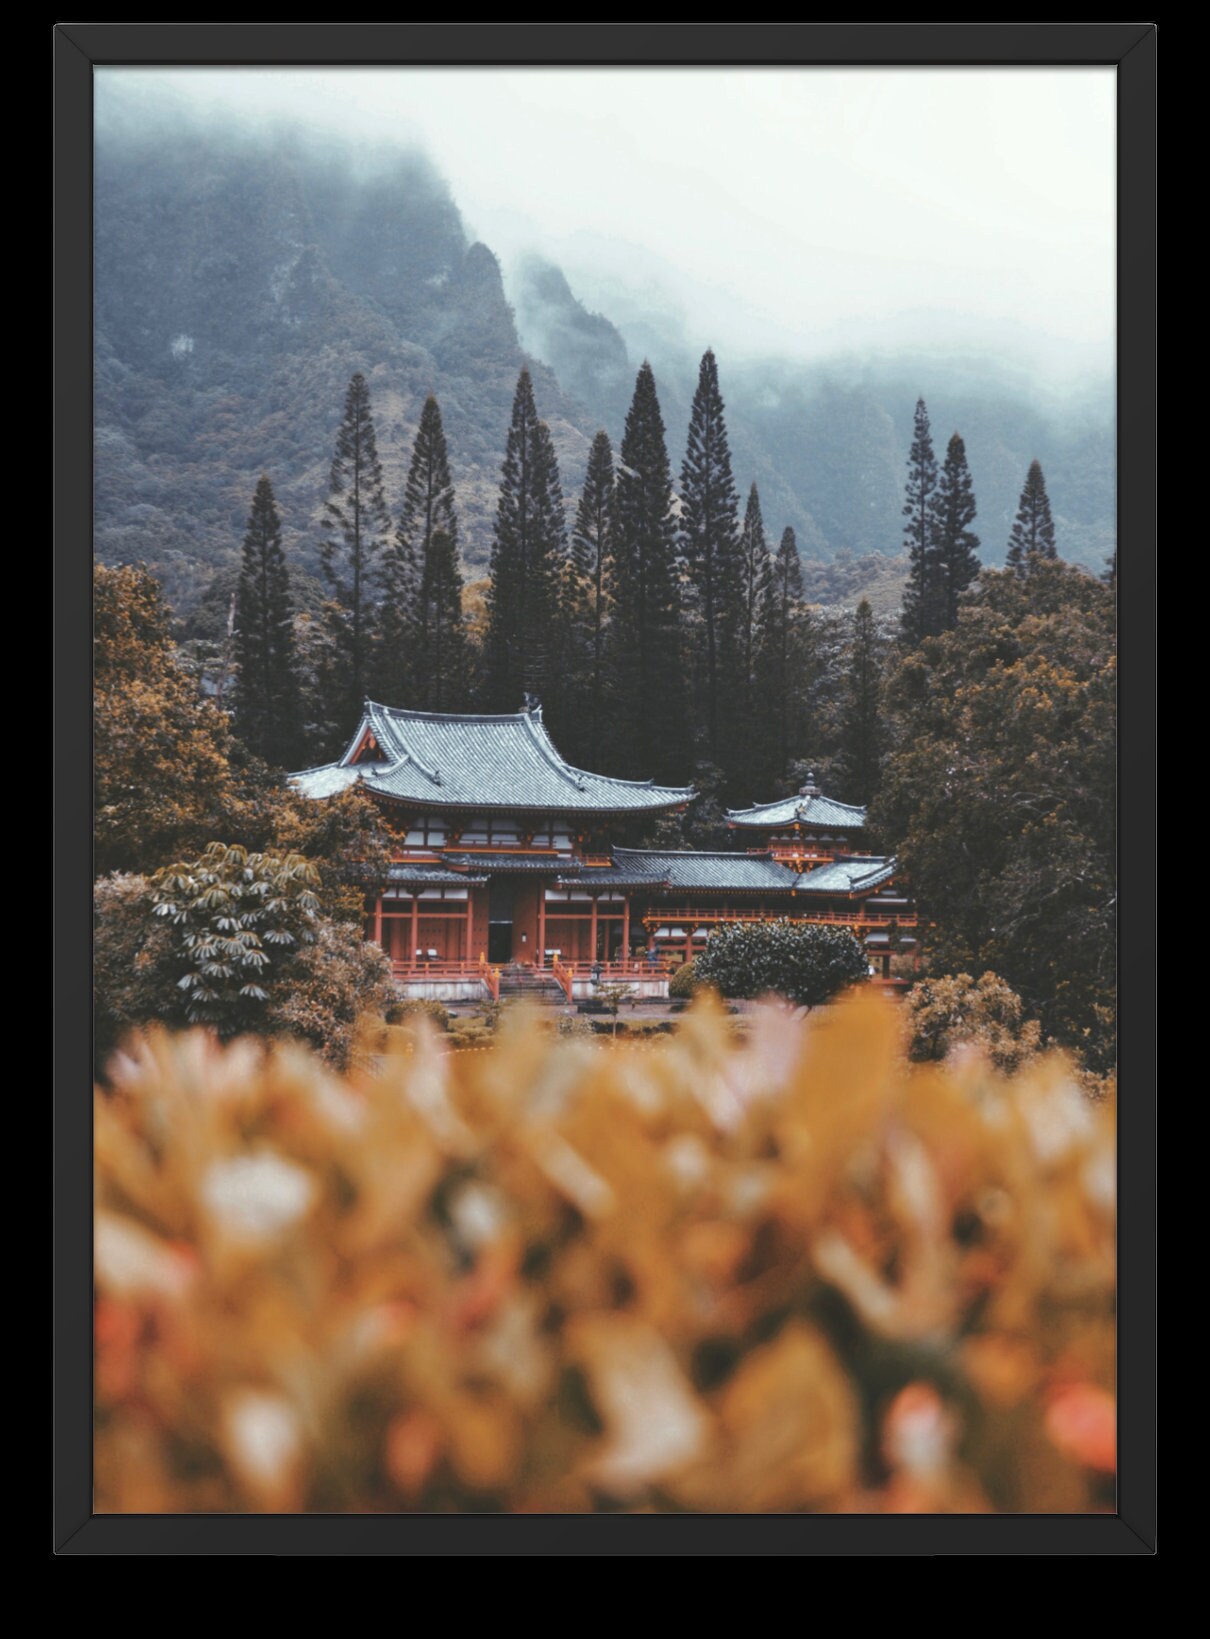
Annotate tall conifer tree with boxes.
[232,474,301,768]
[482,369,567,713]
[608,362,689,782]
[734,482,773,792]
[899,397,942,645]
[1006,459,1058,574]
[319,372,390,737]
[933,432,981,628]
[567,430,615,759]
[755,526,811,787]
[840,598,884,807]
[679,349,742,765]
[737,482,772,692]
[378,394,468,711]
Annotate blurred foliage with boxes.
[386,999,453,1033]
[94,989,1114,1514]
[696,920,869,1010]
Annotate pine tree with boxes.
[568,430,615,758]
[755,526,811,787]
[608,361,690,782]
[377,395,469,711]
[482,369,568,713]
[319,372,390,738]
[738,483,772,691]
[840,598,883,807]
[899,397,942,645]
[1006,459,1058,574]
[679,349,742,765]
[933,432,981,629]
[233,475,301,767]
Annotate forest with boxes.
[95,336,1116,1080]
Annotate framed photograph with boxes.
[56,23,1155,1555]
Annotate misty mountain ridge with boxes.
[94,96,1114,618]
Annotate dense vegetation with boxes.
[94,332,1117,1070]
[94,989,1116,1513]
[92,99,1117,1080]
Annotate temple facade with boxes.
[292,702,917,1000]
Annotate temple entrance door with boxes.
[488,878,514,964]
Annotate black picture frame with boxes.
[55,21,1156,1557]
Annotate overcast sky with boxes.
[99,67,1116,386]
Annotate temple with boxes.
[291,702,917,1001]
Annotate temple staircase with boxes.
[497,964,567,1003]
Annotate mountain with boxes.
[94,110,598,613]
[94,93,1115,621]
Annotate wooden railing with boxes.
[646,908,918,929]
[550,956,575,1001]
[547,958,674,983]
[388,956,501,999]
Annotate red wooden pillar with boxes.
[589,895,599,963]
[622,896,631,969]
[373,893,383,951]
[410,894,419,967]
[537,886,546,968]
[465,891,474,964]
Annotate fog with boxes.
[97,67,1115,391]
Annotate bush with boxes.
[668,960,700,1000]
[94,853,393,1075]
[904,971,1043,1076]
[386,999,451,1033]
[695,920,869,1009]
[94,989,1116,1514]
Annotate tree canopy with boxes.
[695,920,869,1010]
[874,561,1115,1069]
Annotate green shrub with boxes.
[386,998,451,1032]
[904,971,1043,1075]
[94,853,393,1075]
[695,920,869,1009]
[668,960,700,1000]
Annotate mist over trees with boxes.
[93,108,1115,621]
[89,102,1117,1078]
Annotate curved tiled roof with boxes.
[790,857,897,894]
[386,862,489,887]
[571,849,897,896]
[726,791,867,830]
[291,703,694,813]
[599,850,802,893]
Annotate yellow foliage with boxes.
[94,989,1115,1514]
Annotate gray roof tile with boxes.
[726,791,867,830]
[386,863,489,886]
[291,704,694,813]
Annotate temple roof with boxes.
[789,857,898,894]
[567,849,897,895]
[726,789,867,830]
[291,703,694,814]
[445,853,567,874]
[386,862,489,887]
[571,850,797,893]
